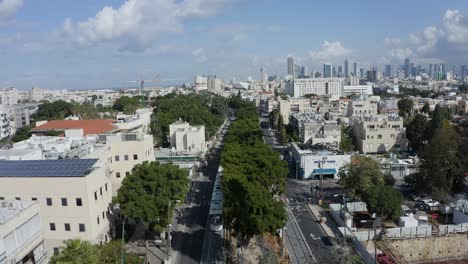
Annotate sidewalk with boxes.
[307,204,336,238]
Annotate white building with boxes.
[290,143,351,180]
[352,115,409,154]
[169,121,206,154]
[291,112,341,146]
[346,96,380,117]
[0,200,46,264]
[285,78,344,98]
[30,87,45,102]
[0,159,112,260]
[0,87,18,105]
[207,75,223,92]
[342,85,373,96]
[0,105,12,139]
[278,98,311,124]
[194,75,208,91]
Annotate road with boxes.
[259,117,335,263]
[171,121,228,264]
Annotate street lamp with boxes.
[166,199,181,261]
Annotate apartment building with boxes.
[0,200,46,264]
[0,159,112,259]
[291,112,341,146]
[379,98,399,114]
[0,105,12,139]
[0,87,18,105]
[346,96,380,117]
[169,120,206,154]
[352,115,409,154]
[285,78,344,98]
[290,143,350,180]
[278,98,311,124]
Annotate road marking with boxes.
[310,234,320,240]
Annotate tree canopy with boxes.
[397,97,414,118]
[339,155,384,198]
[33,100,74,121]
[222,100,287,241]
[405,114,428,153]
[113,96,140,114]
[339,125,354,152]
[117,161,189,232]
[151,93,227,146]
[364,185,403,220]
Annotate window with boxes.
[76,198,82,206]
[377,134,382,139]
[32,197,37,201]
[0,197,4,200]
[124,155,129,161]
[94,192,97,200]
[97,216,100,224]
[50,223,56,231]
[116,172,121,178]
[105,183,108,191]
[102,211,105,219]
[133,154,138,160]
[100,187,103,196]
[53,248,59,255]
[79,224,86,232]
[390,134,395,139]
[61,198,68,206]
[115,155,120,161]
[15,197,20,200]
[46,198,52,206]
[64,223,71,231]
[126,172,130,177]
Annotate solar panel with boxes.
[0,159,99,177]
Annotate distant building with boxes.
[194,75,208,91]
[367,69,377,82]
[0,200,46,264]
[30,87,45,102]
[385,64,392,78]
[0,105,13,139]
[404,58,410,78]
[287,56,294,76]
[346,96,380,117]
[207,75,222,91]
[169,120,206,154]
[323,64,332,78]
[344,59,349,78]
[342,85,373,96]
[353,62,357,77]
[285,78,344,98]
[352,115,409,154]
[290,143,351,180]
[290,112,341,146]
[0,87,18,105]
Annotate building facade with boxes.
[278,98,311,124]
[285,78,344,98]
[169,121,206,154]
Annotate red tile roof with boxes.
[32,119,116,135]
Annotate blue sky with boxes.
[2,0,468,89]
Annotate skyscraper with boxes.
[404,58,410,78]
[337,65,343,77]
[353,62,357,76]
[260,68,266,83]
[287,56,294,76]
[385,64,392,78]
[429,64,433,78]
[300,66,308,78]
[344,59,349,78]
[332,66,336,77]
[323,64,332,78]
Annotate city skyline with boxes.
[2,0,468,89]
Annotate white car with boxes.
[422,198,439,207]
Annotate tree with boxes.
[50,239,98,264]
[277,114,287,145]
[421,102,430,113]
[397,97,414,118]
[33,100,74,120]
[11,125,33,143]
[117,161,189,232]
[96,241,141,264]
[405,114,428,153]
[364,185,403,220]
[384,173,396,186]
[339,156,384,198]
[113,96,140,114]
[339,125,354,152]
[91,94,98,103]
[416,120,463,200]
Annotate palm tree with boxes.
[50,239,98,264]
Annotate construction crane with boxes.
[125,74,160,107]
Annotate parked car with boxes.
[409,193,421,201]
[421,198,439,207]
[414,202,431,213]
[401,205,412,216]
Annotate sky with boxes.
[2,0,468,89]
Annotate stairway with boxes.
[375,239,408,264]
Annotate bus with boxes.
[209,166,224,232]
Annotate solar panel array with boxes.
[0,159,98,177]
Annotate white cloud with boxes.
[232,33,247,41]
[0,0,23,22]
[384,37,400,47]
[55,0,231,51]
[192,47,207,62]
[388,47,413,61]
[443,9,468,43]
[309,41,351,62]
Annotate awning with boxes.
[312,168,337,175]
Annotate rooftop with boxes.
[32,119,116,135]
[0,159,98,177]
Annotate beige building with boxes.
[0,159,112,259]
[346,96,380,117]
[352,115,409,154]
[169,121,206,154]
[285,78,344,98]
[0,200,46,264]
[278,98,311,124]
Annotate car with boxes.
[421,199,439,207]
[414,202,431,213]
[409,193,421,201]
